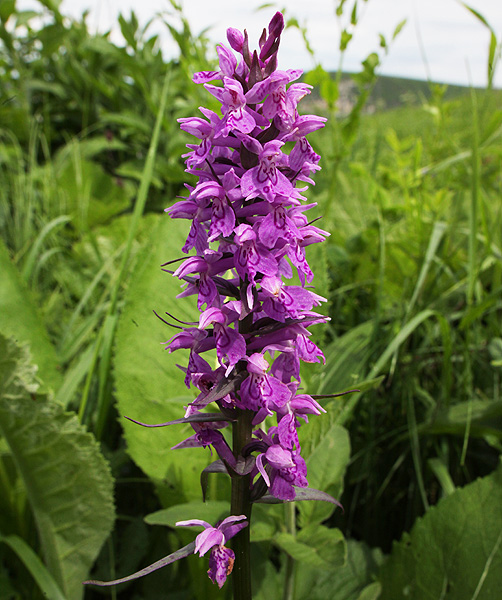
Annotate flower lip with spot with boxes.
[175,515,248,588]
[240,140,294,203]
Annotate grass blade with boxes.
[0,533,67,600]
[78,67,173,430]
[20,215,71,282]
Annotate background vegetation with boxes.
[1,0,501,598]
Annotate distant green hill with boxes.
[305,71,491,113]
[368,73,480,109]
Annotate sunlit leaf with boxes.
[0,239,62,393]
[114,216,211,506]
[0,334,115,600]
[145,501,230,528]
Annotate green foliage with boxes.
[0,533,66,600]
[145,501,230,528]
[1,0,502,597]
[294,539,383,600]
[0,0,210,209]
[298,422,351,525]
[113,215,210,505]
[0,238,62,393]
[379,461,502,598]
[0,334,114,599]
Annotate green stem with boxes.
[231,409,254,600]
[283,501,296,600]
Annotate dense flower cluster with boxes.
[84,12,334,595]
[165,11,328,506]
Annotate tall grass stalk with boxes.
[0,534,66,600]
[467,87,480,308]
[78,67,173,435]
[459,86,481,466]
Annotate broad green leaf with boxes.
[0,238,62,393]
[55,158,133,231]
[295,539,383,600]
[0,335,115,600]
[358,582,381,600]
[249,504,281,542]
[317,320,373,396]
[425,399,502,439]
[379,461,502,599]
[252,545,284,600]
[114,215,210,506]
[145,501,230,528]
[275,525,345,568]
[298,420,350,525]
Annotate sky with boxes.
[17,0,502,87]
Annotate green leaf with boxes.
[249,504,280,542]
[0,239,62,393]
[392,19,407,40]
[0,533,66,600]
[317,320,373,396]
[21,215,71,281]
[460,3,499,86]
[298,421,350,525]
[357,581,382,600]
[275,525,345,568]
[118,13,138,50]
[340,29,353,52]
[379,461,502,599]
[0,0,15,21]
[0,335,115,600]
[256,486,343,508]
[295,539,383,600]
[336,0,348,17]
[55,158,132,231]
[114,216,210,506]
[488,338,502,367]
[25,79,66,99]
[145,501,230,527]
[426,399,502,439]
[428,458,456,496]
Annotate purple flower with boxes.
[239,353,290,414]
[255,439,308,501]
[176,516,248,588]
[164,3,335,582]
[240,140,294,202]
[84,11,344,596]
